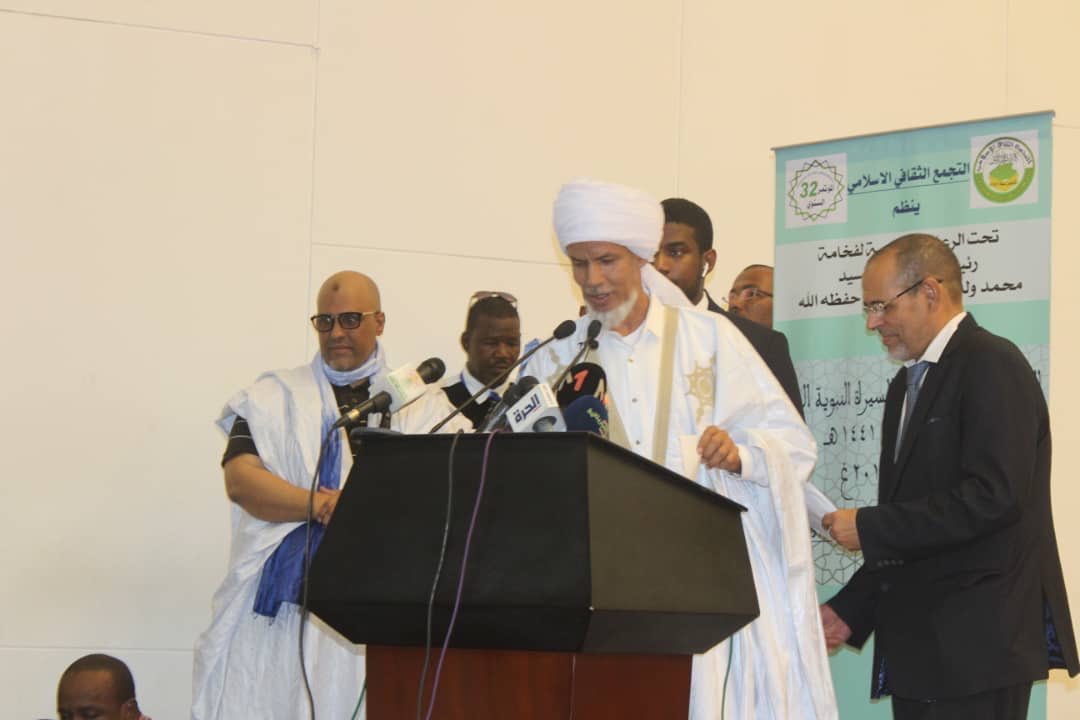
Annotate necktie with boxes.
[895,360,930,460]
[479,392,500,417]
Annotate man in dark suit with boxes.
[654,197,803,416]
[442,292,521,428]
[821,233,1078,719]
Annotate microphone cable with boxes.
[298,424,337,720]
[349,681,367,720]
[415,429,465,720]
[422,430,501,720]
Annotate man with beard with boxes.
[821,234,1078,719]
[442,292,521,428]
[524,178,837,719]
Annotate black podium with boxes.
[308,432,758,719]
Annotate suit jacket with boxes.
[828,314,1078,700]
[706,291,804,417]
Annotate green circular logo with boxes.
[787,159,845,222]
[973,136,1035,204]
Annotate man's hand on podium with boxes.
[314,488,341,525]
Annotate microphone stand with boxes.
[549,320,602,395]
[428,322,574,433]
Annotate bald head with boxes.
[868,234,963,305]
[313,271,385,372]
[861,234,964,361]
[317,271,380,311]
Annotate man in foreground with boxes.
[527,178,836,719]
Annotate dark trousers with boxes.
[891,682,1032,720]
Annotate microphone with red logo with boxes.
[549,320,602,393]
[555,362,607,407]
[556,362,608,438]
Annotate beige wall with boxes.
[2,1,1076,716]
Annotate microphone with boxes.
[584,318,602,351]
[563,395,609,438]
[555,362,608,407]
[550,320,602,393]
[479,376,539,432]
[333,357,445,429]
[506,381,566,433]
[428,319,577,433]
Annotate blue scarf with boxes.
[253,347,384,619]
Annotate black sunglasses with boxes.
[310,311,380,332]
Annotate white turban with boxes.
[553,178,691,308]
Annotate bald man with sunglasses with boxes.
[192,271,468,720]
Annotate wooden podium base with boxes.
[367,645,691,720]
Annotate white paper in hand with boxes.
[678,435,701,481]
[804,482,838,538]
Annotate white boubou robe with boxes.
[525,298,837,720]
[191,361,468,720]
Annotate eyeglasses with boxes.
[728,286,773,303]
[310,311,380,332]
[862,278,926,317]
[469,291,518,307]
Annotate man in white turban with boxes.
[525,179,838,719]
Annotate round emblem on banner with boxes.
[787,159,845,222]
[972,136,1035,204]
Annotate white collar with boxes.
[908,310,967,366]
[603,294,665,347]
[694,292,710,311]
[459,366,511,398]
